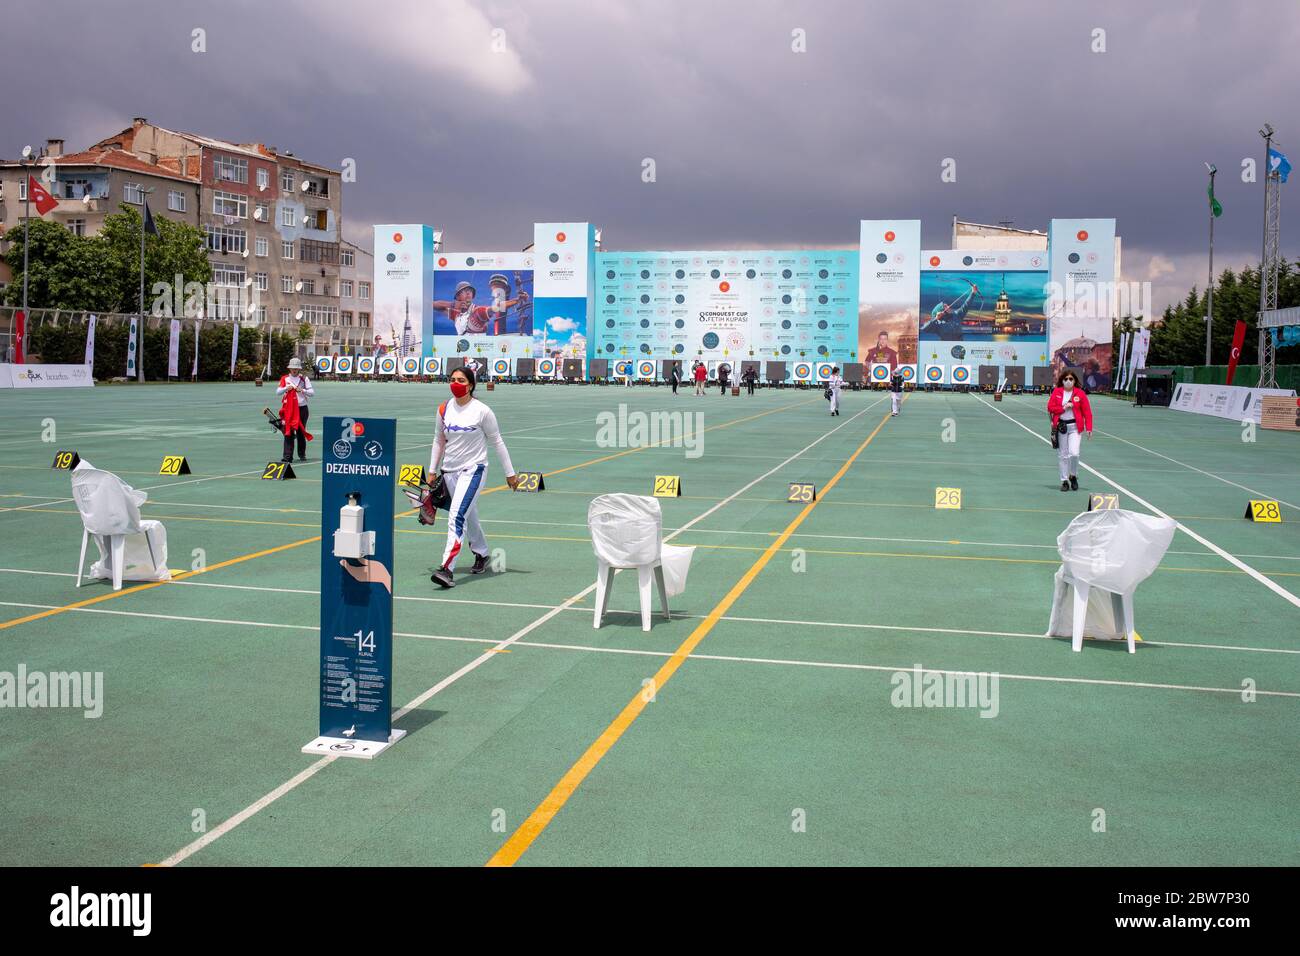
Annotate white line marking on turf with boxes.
[153,398,887,865]
[974,395,1300,612]
[2,570,1297,655]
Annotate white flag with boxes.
[192,320,201,380]
[230,322,240,377]
[84,314,97,370]
[168,318,181,378]
[1114,332,1130,391]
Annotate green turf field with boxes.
[0,381,1296,867]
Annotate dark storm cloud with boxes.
[3,0,1296,311]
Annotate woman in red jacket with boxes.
[1047,369,1093,491]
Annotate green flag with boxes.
[1207,181,1222,218]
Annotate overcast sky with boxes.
[4,0,1296,313]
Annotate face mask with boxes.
[1063,381,1075,391]
[450,381,470,398]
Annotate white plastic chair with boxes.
[1047,509,1175,652]
[70,461,169,590]
[588,494,694,631]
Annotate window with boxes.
[66,219,86,237]
[280,206,294,227]
[256,168,269,191]
[281,276,294,293]
[358,282,370,300]
[211,262,246,287]
[314,210,328,231]
[341,310,353,327]
[299,239,338,264]
[359,312,370,328]
[167,190,187,212]
[301,305,339,325]
[254,272,268,292]
[123,181,144,205]
[213,155,248,184]
[300,278,316,295]
[255,237,269,257]
[255,307,267,323]
[254,201,269,222]
[281,240,294,259]
[18,179,28,201]
[280,170,294,191]
[211,190,247,219]
[341,249,354,267]
[340,279,353,298]
[61,177,91,199]
[204,225,247,254]
[279,308,292,324]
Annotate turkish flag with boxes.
[14,310,25,363]
[28,175,58,215]
[1225,320,1248,386]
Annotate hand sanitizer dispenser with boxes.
[333,493,375,559]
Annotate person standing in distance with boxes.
[889,369,904,417]
[429,366,519,588]
[693,360,707,396]
[669,360,682,395]
[828,366,843,416]
[718,362,731,396]
[1047,369,1092,491]
[742,363,758,396]
[276,357,315,461]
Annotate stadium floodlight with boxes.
[1204,162,1216,174]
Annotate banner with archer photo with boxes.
[428,251,535,363]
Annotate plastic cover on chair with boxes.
[588,494,663,567]
[1055,509,1176,593]
[71,460,147,536]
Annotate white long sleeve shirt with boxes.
[430,397,515,475]
[276,373,315,406]
[829,374,843,394]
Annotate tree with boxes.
[98,203,210,315]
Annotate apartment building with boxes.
[0,137,200,294]
[336,239,374,354]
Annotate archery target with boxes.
[615,360,633,377]
[356,356,376,375]
[538,358,556,376]
[950,364,972,384]
[492,358,510,376]
[315,356,334,373]
[638,359,655,379]
[422,357,441,375]
[377,356,398,375]
[400,356,421,375]
[335,356,354,374]
[815,362,834,381]
[924,365,946,384]
[869,363,891,382]
[898,364,918,382]
[792,362,813,381]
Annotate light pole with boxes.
[137,186,155,382]
[17,144,41,361]
[1205,162,1217,366]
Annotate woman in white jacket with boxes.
[429,366,519,588]
[827,367,843,417]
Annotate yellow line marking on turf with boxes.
[486,402,898,867]
[0,536,321,632]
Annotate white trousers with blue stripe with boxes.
[441,463,488,571]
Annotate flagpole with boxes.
[138,189,154,382]
[1206,164,1216,366]
[19,146,37,363]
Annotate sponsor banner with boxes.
[1169,383,1296,424]
[597,248,858,365]
[84,315,97,369]
[534,222,596,364]
[859,220,920,369]
[168,319,181,378]
[1,363,95,388]
[920,249,1049,381]
[1048,218,1117,390]
[431,251,536,361]
[374,224,434,363]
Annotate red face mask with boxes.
[450,380,470,398]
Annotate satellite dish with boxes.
[82,193,92,207]
[21,145,32,159]
[253,207,263,220]
[295,281,303,292]
[258,182,267,192]
[300,181,310,192]
[247,302,257,316]
[301,215,310,225]
[295,310,304,320]
[241,248,250,259]
[244,277,254,287]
